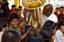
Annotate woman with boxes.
[55,21,64,42]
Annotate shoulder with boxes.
[56,30,62,34]
[55,29,63,37]
[48,13,58,23]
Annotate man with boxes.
[40,4,57,42]
[40,4,58,28]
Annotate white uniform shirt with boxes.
[40,13,58,28]
[55,29,64,42]
[48,13,58,23]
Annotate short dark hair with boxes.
[60,6,64,9]
[44,4,53,10]
[8,14,19,23]
[58,20,64,26]
[19,6,22,8]
[56,7,60,9]
[12,5,16,8]
[1,30,20,42]
[58,20,64,29]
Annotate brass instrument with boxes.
[22,0,46,9]
[22,0,46,31]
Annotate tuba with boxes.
[22,0,46,9]
[22,0,46,31]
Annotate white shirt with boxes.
[48,13,58,23]
[55,29,64,42]
[40,13,58,28]
[40,14,48,28]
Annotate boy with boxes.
[8,14,30,40]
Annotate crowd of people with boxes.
[0,0,64,42]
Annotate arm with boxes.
[20,28,31,40]
[21,32,28,40]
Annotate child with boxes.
[8,14,20,35]
[8,14,30,41]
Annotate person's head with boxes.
[16,9,20,16]
[8,14,19,28]
[51,23,58,35]
[60,6,64,14]
[12,5,16,10]
[1,30,20,42]
[58,21,64,33]
[58,7,64,21]
[60,6,64,10]
[18,6,22,11]
[43,4,53,16]
[16,9,22,16]
[54,7,61,16]
[16,6,22,16]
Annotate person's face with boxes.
[43,7,53,16]
[11,19,19,28]
[55,8,60,15]
[57,10,60,15]
[12,7,16,10]
[19,8,22,11]
[60,25,64,33]
[17,10,21,15]
[52,27,57,35]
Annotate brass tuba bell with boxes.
[22,0,46,9]
[22,0,46,31]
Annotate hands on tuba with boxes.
[22,0,46,32]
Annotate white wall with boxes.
[8,0,14,9]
